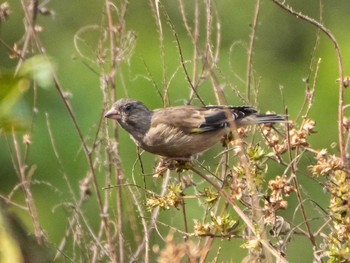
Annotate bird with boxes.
[105,98,285,158]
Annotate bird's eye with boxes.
[123,104,132,111]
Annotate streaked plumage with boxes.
[105,98,285,158]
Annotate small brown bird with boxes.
[105,98,285,158]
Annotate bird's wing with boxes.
[151,106,206,133]
[198,106,257,132]
[151,105,257,134]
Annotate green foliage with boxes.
[210,212,239,235]
[146,182,183,211]
[0,73,30,130]
[0,206,52,263]
[0,55,53,131]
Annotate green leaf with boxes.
[0,74,30,131]
[19,55,55,89]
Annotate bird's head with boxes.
[105,98,152,139]
[105,98,148,120]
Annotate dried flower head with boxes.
[193,219,212,236]
[343,116,350,131]
[288,129,309,148]
[157,234,200,263]
[264,175,295,217]
[23,134,32,145]
[0,2,10,23]
[337,76,350,88]
[9,43,21,59]
[268,175,295,196]
[302,119,316,134]
[310,154,344,176]
[274,144,287,155]
[230,176,245,200]
[237,126,249,137]
[260,118,287,156]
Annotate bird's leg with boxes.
[221,127,250,148]
[221,132,234,147]
[154,157,194,177]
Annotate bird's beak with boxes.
[105,108,120,120]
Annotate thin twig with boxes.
[0,193,28,210]
[178,0,201,104]
[295,0,322,122]
[12,130,44,244]
[285,111,322,260]
[246,0,260,103]
[178,173,189,243]
[163,7,206,106]
[131,170,171,262]
[151,0,169,106]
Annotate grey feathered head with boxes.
[105,98,153,141]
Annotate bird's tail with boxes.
[254,114,286,124]
[238,113,286,125]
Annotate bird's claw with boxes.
[154,158,193,177]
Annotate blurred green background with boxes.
[1,0,350,262]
